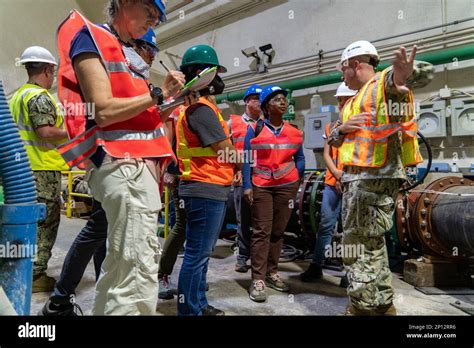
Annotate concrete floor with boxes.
[31,215,473,316]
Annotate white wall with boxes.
[156,0,474,169]
[1,0,473,169]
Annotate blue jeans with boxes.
[53,199,107,300]
[177,197,226,316]
[312,185,342,265]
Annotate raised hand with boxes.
[392,45,417,94]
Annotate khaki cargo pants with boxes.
[88,159,161,315]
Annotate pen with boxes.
[159,60,170,72]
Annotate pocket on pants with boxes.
[344,182,395,238]
[118,161,145,182]
[134,222,161,275]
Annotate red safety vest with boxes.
[176,97,234,186]
[56,10,174,168]
[250,122,302,187]
[229,114,249,152]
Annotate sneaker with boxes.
[32,273,56,293]
[202,305,225,316]
[158,274,174,300]
[265,273,290,292]
[39,295,83,316]
[249,280,267,302]
[234,260,249,273]
[300,263,323,282]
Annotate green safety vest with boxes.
[9,83,69,171]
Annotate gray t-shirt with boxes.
[178,104,231,202]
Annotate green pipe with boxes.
[217,43,474,103]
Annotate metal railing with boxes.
[61,170,92,218]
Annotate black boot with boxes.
[339,273,349,288]
[300,263,323,282]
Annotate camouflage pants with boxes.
[33,171,62,276]
[341,179,401,312]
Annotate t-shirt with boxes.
[178,104,231,202]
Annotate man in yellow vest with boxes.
[328,41,434,315]
[9,46,69,292]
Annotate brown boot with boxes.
[344,303,366,316]
[32,273,56,293]
[375,303,397,316]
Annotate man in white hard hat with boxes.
[9,46,69,292]
[300,82,356,286]
[328,40,434,315]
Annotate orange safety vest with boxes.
[56,10,174,168]
[324,122,343,187]
[339,67,422,168]
[229,114,249,152]
[176,97,234,186]
[250,122,302,187]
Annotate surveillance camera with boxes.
[241,46,258,58]
[259,44,273,52]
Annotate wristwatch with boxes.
[149,84,164,105]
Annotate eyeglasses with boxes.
[138,42,159,57]
[270,96,288,103]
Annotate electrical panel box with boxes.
[304,111,339,149]
[417,100,447,138]
[451,98,474,136]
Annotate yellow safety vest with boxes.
[339,68,423,168]
[9,83,69,171]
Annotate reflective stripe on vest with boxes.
[60,127,166,163]
[339,67,422,168]
[229,114,249,152]
[56,10,175,168]
[250,123,302,187]
[176,97,234,185]
[9,84,69,171]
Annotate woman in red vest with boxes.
[56,0,192,315]
[243,85,305,302]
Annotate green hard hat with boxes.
[180,45,227,73]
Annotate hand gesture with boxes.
[339,113,370,134]
[392,45,417,94]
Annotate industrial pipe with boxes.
[217,43,474,103]
[0,81,45,315]
[396,176,474,260]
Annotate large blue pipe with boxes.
[0,81,45,315]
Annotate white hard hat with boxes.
[337,40,379,70]
[16,46,57,67]
[335,82,357,97]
